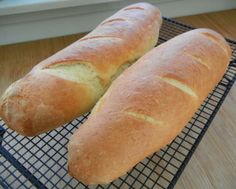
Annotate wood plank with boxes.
[176,9,236,40]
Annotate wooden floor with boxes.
[0,9,236,189]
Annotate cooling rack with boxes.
[0,18,236,189]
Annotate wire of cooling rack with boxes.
[0,18,236,189]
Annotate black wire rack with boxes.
[0,18,236,189]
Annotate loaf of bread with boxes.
[0,3,162,136]
[68,29,231,185]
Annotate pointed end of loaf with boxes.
[68,129,123,185]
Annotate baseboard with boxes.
[0,0,235,45]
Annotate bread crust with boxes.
[0,2,162,136]
[68,28,231,185]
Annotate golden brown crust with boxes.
[33,2,162,85]
[68,28,231,184]
[0,72,91,136]
[0,2,162,136]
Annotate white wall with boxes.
[0,0,235,45]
